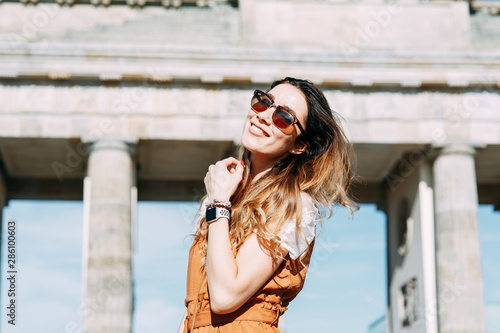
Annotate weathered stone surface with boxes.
[1,84,499,144]
[83,138,136,333]
[433,144,487,333]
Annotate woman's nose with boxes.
[256,107,275,124]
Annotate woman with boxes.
[179,77,357,332]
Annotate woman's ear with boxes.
[291,141,308,154]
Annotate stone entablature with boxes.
[1,84,499,145]
[1,43,500,88]
[1,1,499,52]
[0,84,498,192]
[1,1,499,89]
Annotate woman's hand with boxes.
[204,157,244,202]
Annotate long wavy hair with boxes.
[193,77,358,261]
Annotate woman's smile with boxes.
[249,123,270,137]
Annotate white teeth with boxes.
[251,124,265,136]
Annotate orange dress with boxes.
[183,238,314,333]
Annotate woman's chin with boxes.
[241,140,261,157]
[241,134,258,152]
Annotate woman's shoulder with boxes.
[279,192,318,260]
[300,191,312,204]
[299,192,318,219]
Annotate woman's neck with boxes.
[249,155,275,182]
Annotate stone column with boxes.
[83,138,137,333]
[433,144,486,333]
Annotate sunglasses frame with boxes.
[251,89,306,134]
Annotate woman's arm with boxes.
[206,219,287,314]
[203,157,288,314]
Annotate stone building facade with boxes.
[0,0,499,332]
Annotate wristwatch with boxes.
[205,206,231,224]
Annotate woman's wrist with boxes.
[206,202,231,224]
[207,216,230,227]
[206,197,231,207]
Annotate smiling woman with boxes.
[179,77,359,333]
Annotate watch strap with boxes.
[206,206,231,224]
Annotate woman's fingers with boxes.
[205,158,244,200]
[214,157,239,171]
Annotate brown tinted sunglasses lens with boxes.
[272,108,294,129]
[251,93,272,112]
[251,91,295,129]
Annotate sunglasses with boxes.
[250,90,306,134]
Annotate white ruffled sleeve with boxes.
[278,193,318,260]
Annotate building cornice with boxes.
[1,43,500,88]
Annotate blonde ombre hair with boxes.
[194,77,358,261]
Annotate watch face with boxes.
[206,207,217,222]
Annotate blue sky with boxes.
[0,200,498,332]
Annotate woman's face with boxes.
[241,83,308,165]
